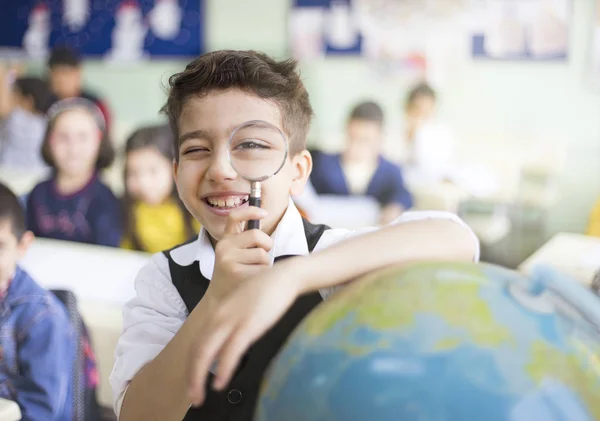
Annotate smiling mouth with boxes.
[204,195,249,209]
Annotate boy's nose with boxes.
[207,150,238,182]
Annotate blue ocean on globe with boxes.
[255,262,600,421]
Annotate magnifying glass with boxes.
[228,120,288,231]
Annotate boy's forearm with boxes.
[293,218,477,295]
[119,298,212,421]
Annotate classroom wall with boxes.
[33,0,600,236]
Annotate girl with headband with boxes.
[25,98,122,247]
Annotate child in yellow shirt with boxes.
[587,197,600,237]
[121,124,199,253]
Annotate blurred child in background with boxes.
[121,124,198,253]
[402,83,457,185]
[587,196,600,237]
[0,64,53,170]
[25,98,122,247]
[0,182,75,421]
[310,101,412,224]
[47,46,112,133]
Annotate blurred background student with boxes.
[402,82,457,187]
[0,182,76,421]
[310,101,412,224]
[121,124,198,253]
[0,64,53,170]
[587,195,600,237]
[47,46,112,133]
[26,99,121,247]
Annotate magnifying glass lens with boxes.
[228,120,288,231]
[229,121,287,182]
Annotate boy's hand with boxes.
[208,206,274,301]
[187,259,302,406]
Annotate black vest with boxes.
[162,219,330,421]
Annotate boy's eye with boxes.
[235,140,270,150]
[183,147,209,155]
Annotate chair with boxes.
[51,289,102,421]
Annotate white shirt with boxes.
[340,159,377,195]
[110,199,479,415]
[0,107,48,170]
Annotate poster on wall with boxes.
[290,0,363,59]
[0,0,204,62]
[470,0,570,61]
[289,0,474,84]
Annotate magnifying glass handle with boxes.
[247,181,262,231]
[247,196,261,230]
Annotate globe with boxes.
[255,262,600,421]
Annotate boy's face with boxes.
[49,65,82,99]
[406,95,436,127]
[0,220,33,289]
[174,89,311,241]
[345,119,382,161]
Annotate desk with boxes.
[518,233,600,286]
[0,398,21,421]
[20,238,150,306]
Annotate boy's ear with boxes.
[173,159,179,179]
[289,150,312,197]
[17,231,35,258]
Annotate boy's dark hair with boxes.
[405,83,436,108]
[161,50,313,158]
[122,124,195,250]
[0,182,26,239]
[41,108,115,170]
[48,46,82,68]
[348,101,384,125]
[14,76,55,114]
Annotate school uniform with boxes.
[26,174,122,247]
[110,199,479,420]
[310,152,413,210]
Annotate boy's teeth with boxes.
[207,196,248,208]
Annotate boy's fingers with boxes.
[213,328,250,391]
[234,229,273,252]
[224,206,267,235]
[234,248,271,266]
[188,327,231,406]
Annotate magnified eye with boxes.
[236,140,270,150]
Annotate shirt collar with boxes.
[170,198,309,280]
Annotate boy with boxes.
[47,46,112,132]
[310,101,412,224]
[0,65,53,170]
[111,50,479,421]
[403,83,456,186]
[0,182,75,421]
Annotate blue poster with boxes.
[0,0,204,60]
[291,0,362,58]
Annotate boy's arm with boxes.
[112,256,194,421]
[16,309,72,421]
[115,208,273,421]
[187,215,478,405]
[0,65,14,119]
